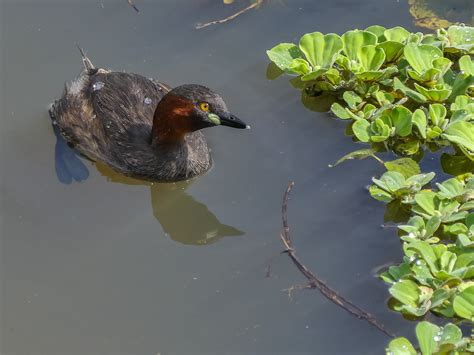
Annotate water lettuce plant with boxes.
[387,321,473,354]
[267,24,473,352]
[267,25,474,163]
[370,167,474,324]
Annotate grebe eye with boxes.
[199,102,210,112]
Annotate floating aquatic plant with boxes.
[387,321,473,354]
[267,24,473,352]
[267,25,474,162]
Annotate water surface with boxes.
[0,1,467,354]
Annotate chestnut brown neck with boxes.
[152,94,196,145]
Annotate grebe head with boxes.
[152,84,248,143]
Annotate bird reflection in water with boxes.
[53,126,244,245]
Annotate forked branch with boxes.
[196,0,263,30]
[280,182,394,338]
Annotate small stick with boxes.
[127,0,139,13]
[280,182,394,338]
[196,0,263,30]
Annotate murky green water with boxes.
[0,1,469,354]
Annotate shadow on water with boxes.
[266,62,338,113]
[52,124,89,184]
[53,126,243,245]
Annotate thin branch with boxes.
[127,0,139,13]
[280,182,394,338]
[196,0,263,30]
[283,284,308,301]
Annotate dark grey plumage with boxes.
[49,68,212,182]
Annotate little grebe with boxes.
[49,49,248,182]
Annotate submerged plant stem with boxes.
[196,0,263,30]
[280,182,395,338]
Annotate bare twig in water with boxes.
[127,0,139,13]
[196,0,263,30]
[280,182,394,338]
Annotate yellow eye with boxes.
[199,102,210,112]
